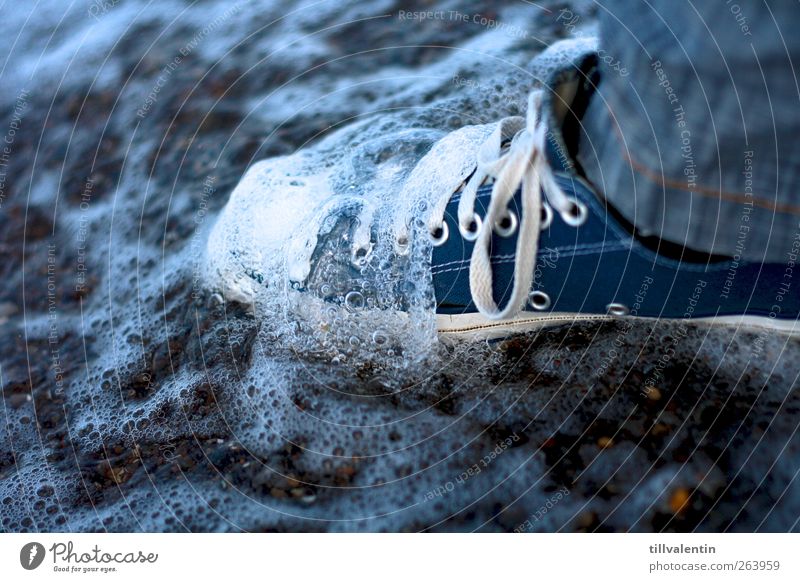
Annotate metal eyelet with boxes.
[494,210,518,238]
[528,290,551,311]
[350,244,372,268]
[458,213,483,242]
[541,203,553,229]
[606,303,630,316]
[561,199,588,227]
[430,221,449,246]
[395,234,410,255]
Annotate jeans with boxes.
[576,0,800,262]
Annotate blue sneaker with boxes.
[209,43,800,342]
[429,54,800,339]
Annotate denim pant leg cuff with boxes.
[576,76,800,264]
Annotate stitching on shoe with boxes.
[431,244,631,276]
[431,242,628,273]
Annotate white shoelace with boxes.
[408,91,584,320]
[294,90,585,320]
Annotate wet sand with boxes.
[1,0,799,532]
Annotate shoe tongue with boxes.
[533,37,600,175]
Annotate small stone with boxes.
[577,511,596,529]
[669,488,691,514]
[270,487,288,499]
[336,464,356,477]
[646,387,662,401]
[651,423,670,437]
[597,436,614,449]
[109,467,127,484]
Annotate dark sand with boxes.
[1,0,799,532]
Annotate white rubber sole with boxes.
[436,311,800,341]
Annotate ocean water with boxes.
[1,0,800,532]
